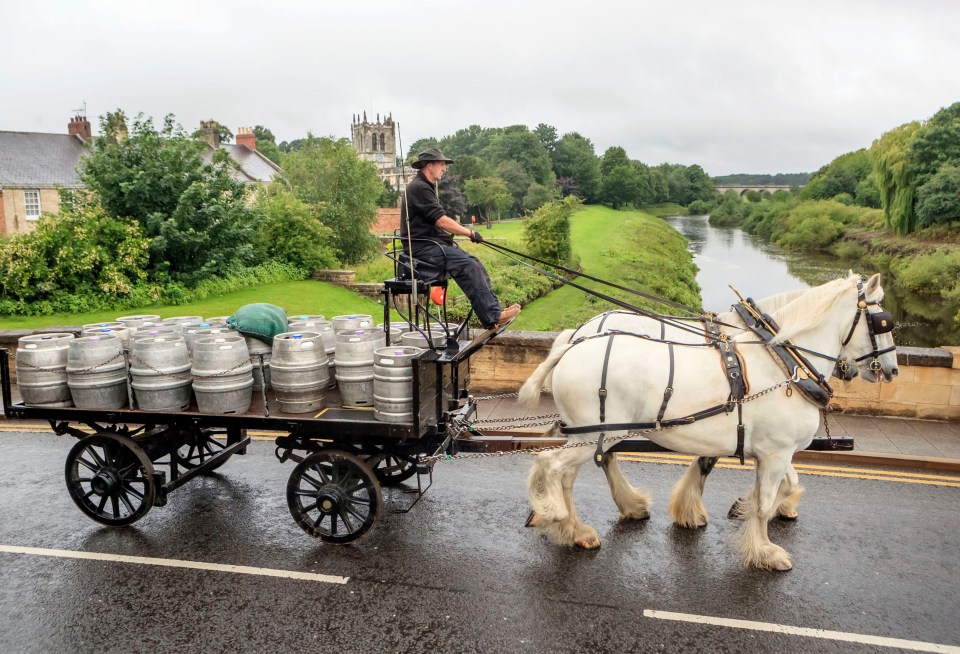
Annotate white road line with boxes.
[643,609,960,653]
[0,545,348,585]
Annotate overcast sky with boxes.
[2,0,957,175]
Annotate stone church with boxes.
[351,112,408,195]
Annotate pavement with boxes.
[470,393,960,469]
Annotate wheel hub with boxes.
[91,468,121,495]
[317,486,346,514]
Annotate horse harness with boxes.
[559,318,751,466]
[557,280,895,467]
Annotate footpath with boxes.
[469,393,960,472]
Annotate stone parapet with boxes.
[467,331,960,421]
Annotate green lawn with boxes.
[0,211,699,333]
[0,281,388,329]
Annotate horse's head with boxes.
[839,273,898,383]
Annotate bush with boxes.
[252,186,340,271]
[0,202,149,304]
[686,198,714,215]
[522,195,581,267]
[890,250,960,298]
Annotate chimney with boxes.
[236,127,256,150]
[68,115,92,142]
[199,120,221,148]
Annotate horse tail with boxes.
[542,329,576,394]
[519,340,574,409]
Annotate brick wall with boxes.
[373,208,401,234]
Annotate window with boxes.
[24,190,41,220]
[371,133,378,151]
[380,133,386,151]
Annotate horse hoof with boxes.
[777,511,798,521]
[525,511,539,528]
[621,509,651,521]
[728,500,746,520]
[772,559,793,571]
[575,536,602,550]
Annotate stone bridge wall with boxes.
[1,328,957,421]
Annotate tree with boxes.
[600,146,631,176]
[252,125,283,165]
[80,113,256,283]
[464,177,512,223]
[522,182,560,212]
[481,126,555,186]
[495,160,534,211]
[378,179,400,208]
[907,102,960,188]
[601,164,642,209]
[534,123,558,154]
[915,165,960,227]
[283,136,383,263]
[679,165,716,204]
[450,155,491,182]
[438,172,468,221]
[406,136,441,162]
[551,133,601,202]
[872,121,921,234]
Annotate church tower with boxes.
[351,111,397,168]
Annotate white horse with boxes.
[539,288,854,530]
[520,273,897,571]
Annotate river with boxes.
[661,214,958,348]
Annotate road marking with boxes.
[0,544,348,585]
[615,455,960,488]
[643,609,960,653]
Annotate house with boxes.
[0,118,282,237]
[0,116,90,235]
[197,122,283,184]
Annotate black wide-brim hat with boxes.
[411,148,455,169]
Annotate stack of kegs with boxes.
[331,314,374,333]
[373,346,422,423]
[129,333,192,411]
[66,334,128,409]
[244,335,273,392]
[82,322,131,347]
[116,314,161,330]
[162,316,204,332]
[401,328,447,349]
[191,335,253,414]
[270,331,328,413]
[334,328,386,406]
[16,333,75,407]
[184,324,238,356]
[288,318,335,387]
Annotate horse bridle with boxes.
[839,280,896,372]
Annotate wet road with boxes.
[1,430,958,653]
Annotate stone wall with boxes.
[467,331,960,421]
[2,327,958,420]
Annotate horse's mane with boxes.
[768,275,857,343]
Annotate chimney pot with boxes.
[68,115,92,142]
[236,126,256,151]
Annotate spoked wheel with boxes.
[365,452,418,486]
[287,450,381,544]
[65,433,156,526]
[176,429,233,473]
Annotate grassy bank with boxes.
[0,281,386,329]
[512,206,700,330]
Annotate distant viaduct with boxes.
[714,184,798,196]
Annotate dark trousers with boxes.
[416,243,502,328]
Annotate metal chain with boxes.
[471,413,561,423]
[127,350,252,380]
[470,391,520,402]
[421,378,795,464]
[17,351,126,375]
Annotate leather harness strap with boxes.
[593,334,617,466]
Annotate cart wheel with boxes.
[177,429,232,473]
[65,433,156,526]
[287,450,381,544]
[366,452,418,486]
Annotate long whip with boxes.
[396,123,418,309]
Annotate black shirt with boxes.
[400,170,455,253]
